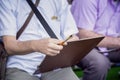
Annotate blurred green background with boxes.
[74,67,120,80]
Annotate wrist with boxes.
[30,40,37,52]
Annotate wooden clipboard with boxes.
[34,36,104,73]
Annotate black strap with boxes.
[26,0,58,39]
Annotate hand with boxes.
[32,38,64,56]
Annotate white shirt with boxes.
[0,0,78,77]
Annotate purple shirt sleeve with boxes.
[71,0,98,30]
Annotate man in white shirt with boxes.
[0,0,79,80]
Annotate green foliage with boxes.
[74,67,120,80]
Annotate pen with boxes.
[58,35,73,45]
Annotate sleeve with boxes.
[60,0,79,39]
[0,0,17,37]
[71,0,98,31]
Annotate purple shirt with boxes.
[71,0,120,37]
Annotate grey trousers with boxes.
[77,49,111,80]
[107,48,120,63]
[6,67,79,80]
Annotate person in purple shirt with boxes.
[71,0,120,80]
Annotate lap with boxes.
[40,67,79,80]
[6,68,39,80]
[77,49,110,68]
[6,67,79,80]
[78,48,120,68]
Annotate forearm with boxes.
[3,36,34,55]
[98,36,120,48]
[3,36,64,56]
[78,29,120,48]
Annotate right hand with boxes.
[32,38,64,56]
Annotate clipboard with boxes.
[34,36,104,73]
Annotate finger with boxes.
[50,38,64,44]
[47,53,58,56]
[62,42,67,46]
[46,49,60,56]
[48,48,60,54]
[48,43,63,51]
